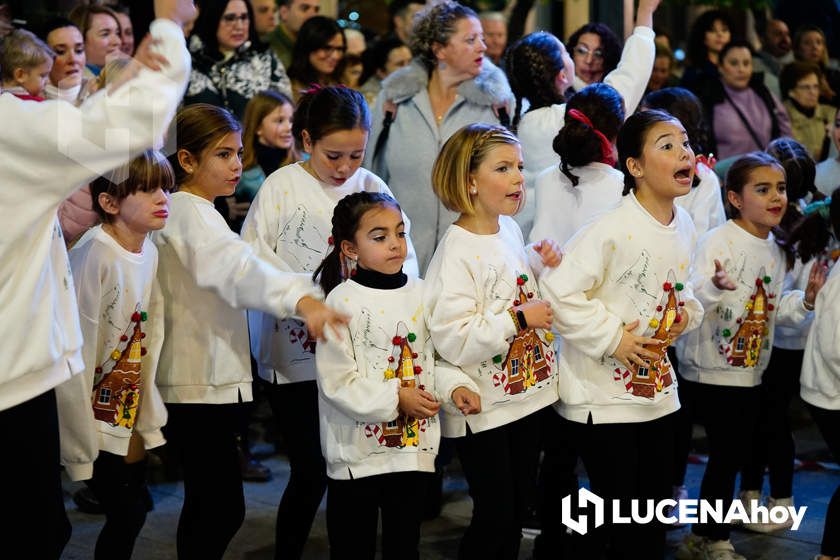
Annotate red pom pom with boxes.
[768,303,775,311]
[516,277,525,286]
[140,347,147,356]
[414,366,422,374]
[141,333,146,339]
[674,314,682,323]
[327,236,334,245]
[528,292,534,298]
[392,336,402,345]
[513,300,520,306]
[736,318,742,323]
[131,312,141,322]
[120,335,128,342]
[663,282,672,291]
[412,352,418,359]
[679,301,685,307]
[756,278,763,287]
[388,356,395,363]
[656,305,663,312]
[95,367,102,374]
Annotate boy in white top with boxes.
[0,1,193,555]
[56,151,173,559]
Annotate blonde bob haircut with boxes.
[431,123,520,215]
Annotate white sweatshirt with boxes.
[774,257,817,350]
[424,216,559,435]
[0,19,189,412]
[240,163,419,384]
[674,162,727,238]
[152,191,320,404]
[676,221,812,387]
[528,162,623,246]
[518,26,655,184]
[539,193,704,424]
[55,227,166,481]
[800,264,840,410]
[316,276,478,480]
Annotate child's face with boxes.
[184,131,244,200]
[85,13,122,67]
[303,127,367,186]
[257,103,294,150]
[630,120,695,200]
[729,166,787,232]
[47,25,86,88]
[18,60,52,97]
[468,143,524,223]
[342,204,406,275]
[117,187,171,234]
[832,108,840,156]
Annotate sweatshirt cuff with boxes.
[632,26,655,39]
[605,325,624,359]
[149,18,188,40]
[65,461,94,482]
[141,429,166,451]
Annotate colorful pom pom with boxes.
[407,332,416,342]
[722,329,731,338]
[392,336,402,345]
[649,318,660,328]
[492,354,502,364]
[663,282,672,291]
[675,282,684,291]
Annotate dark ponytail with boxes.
[617,110,677,195]
[553,83,623,186]
[313,191,402,296]
[504,31,568,133]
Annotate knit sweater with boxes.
[800,264,840,410]
[56,227,166,481]
[240,163,418,384]
[676,220,812,387]
[539,193,703,424]
[424,216,559,435]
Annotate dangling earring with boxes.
[470,183,478,195]
[439,61,447,70]
[341,255,358,279]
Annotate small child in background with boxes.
[55,150,174,559]
[424,123,562,559]
[676,151,825,560]
[0,28,53,100]
[529,82,625,246]
[314,191,481,560]
[799,189,840,560]
[539,110,704,558]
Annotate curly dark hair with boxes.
[505,31,567,132]
[566,22,621,80]
[409,0,478,72]
[686,10,733,67]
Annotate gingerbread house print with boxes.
[630,272,685,399]
[497,274,552,395]
[379,328,422,448]
[723,269,774,367]
[92,311,147,429]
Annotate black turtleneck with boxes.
[255,141,288,177]
[351,265,407,290]
[788,97,816,119]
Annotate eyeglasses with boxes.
[794,83,820,92]
[221,13,249,25]
[317,45,346,56]
[573,45,604,60]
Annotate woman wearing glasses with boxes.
[780,61,836,161]
[287,16,346,102]
[184,0,292,120]
[566,22,622,93]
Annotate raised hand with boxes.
[533,239,563,268]
[154,0,198,28]
[804,261,828,309]
[295,296,350,341]
[712,259,737,291]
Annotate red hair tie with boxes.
[303,83,323,96]
[567,109,616,167]
[695,153,717,170]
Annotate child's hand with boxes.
[517,299,553,330]
[611,320,663,370]
[533,239,563,268]
[398,386,440,419]
[668,309,690,339]
[296,297,350,341]
[712,259,737,291]
[107,35,169,94]
[451,387,481,415]
[805,261,828,309]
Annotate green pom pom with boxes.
[492,354,502,364]
[407,332,416,343]
[675,282,684,291]
[763,276,771,284]
[722,328,731,338]
[140,311,148,322]
[521,274,529,282]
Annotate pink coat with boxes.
[58,185,99,247]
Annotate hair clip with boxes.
[802,197,832,219]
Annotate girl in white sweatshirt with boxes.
[153,104,345,559]
[314,191,480,560]
[539,110,704,558]
[675,152,825,560]
[529,82,625,246]
[799,190,840,560]
[424,124,562,559]
[240,85,418,558]
[56,150,173,560]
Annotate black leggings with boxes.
[741,348,803,498]
[265,380,327,560]
[86,452,149,560]
[806,403,840,557]
[164,402,246,559]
